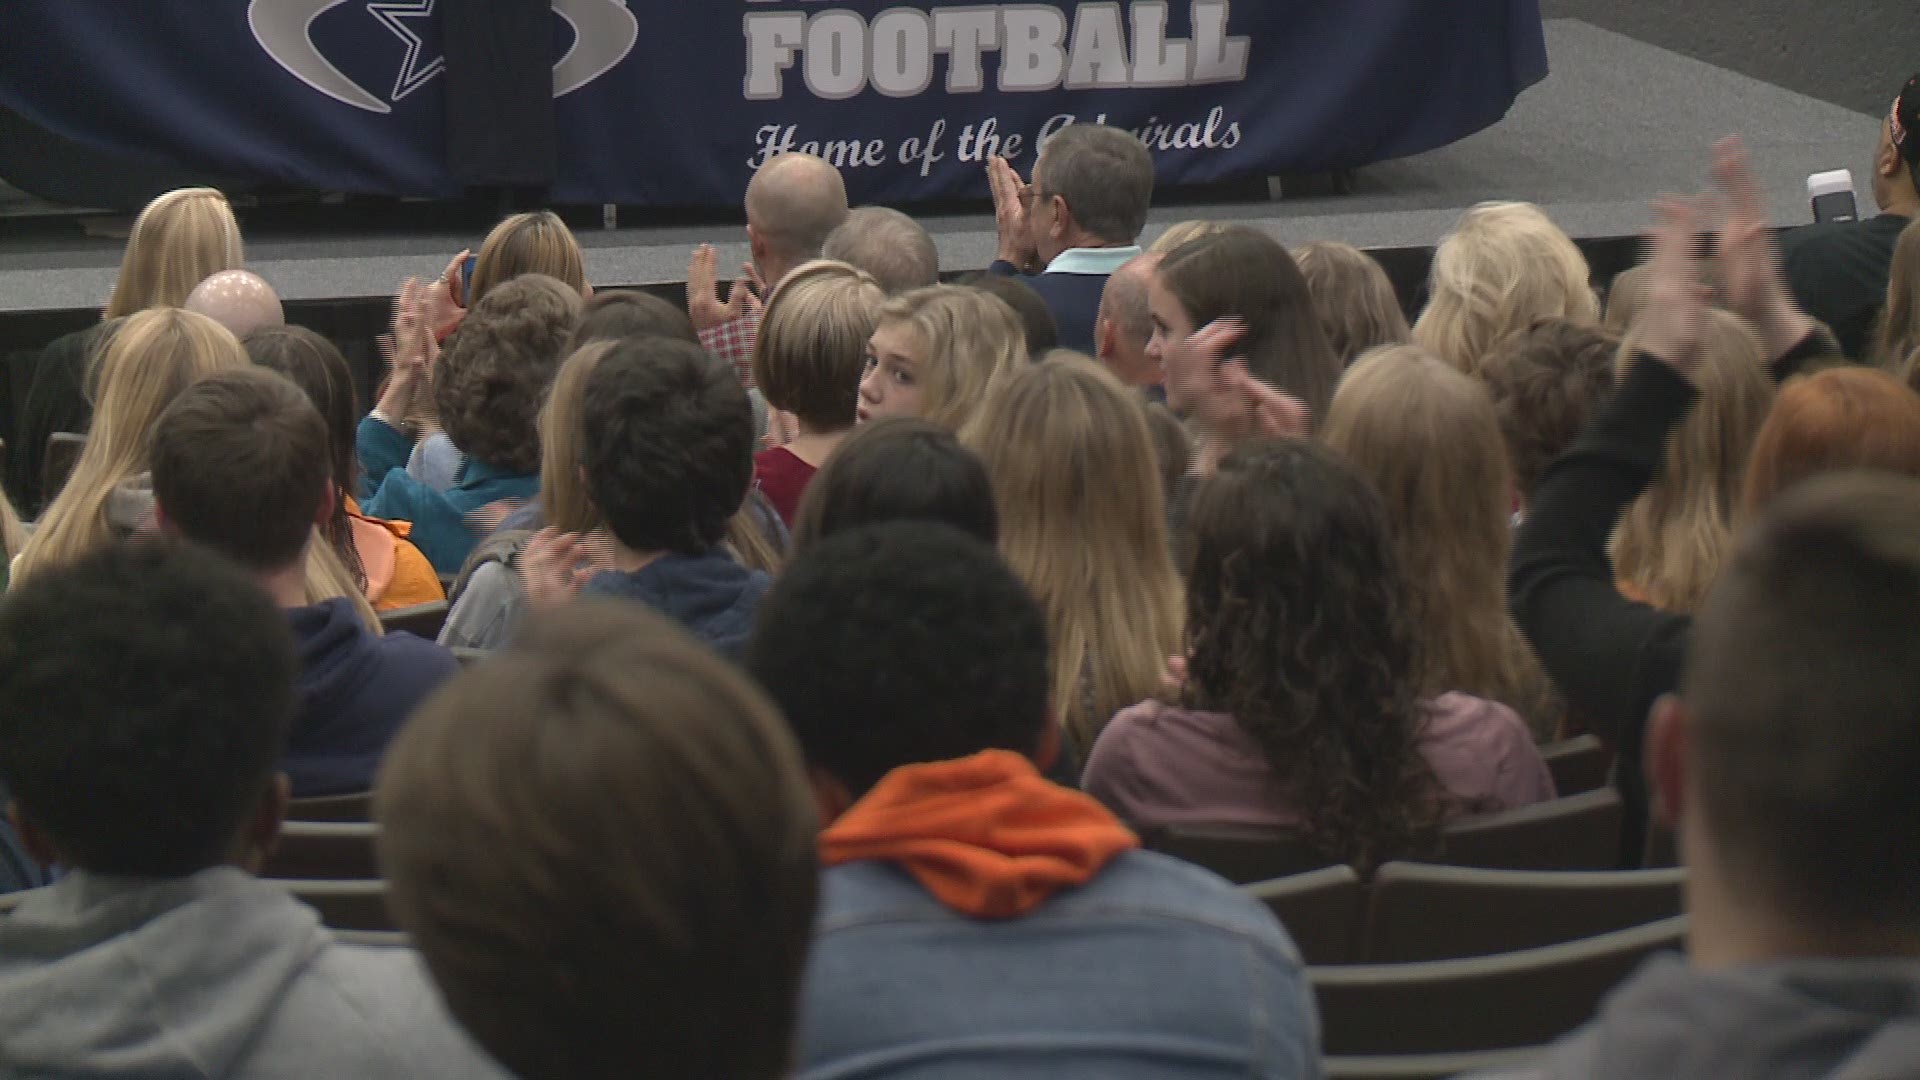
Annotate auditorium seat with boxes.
[1137,824,1339,885]
[1439,788,1623,872]
[1245,865,1364,964]
[281,878,393,931]
[1539,734,1610,795]
[287,790,373,822]
[1312,916,1686,1056]
[333,929,410,948]
[1361,862,1687,962]
[1323,1047,1548,1080]
[378,599,449,641]
[263,821,380,880]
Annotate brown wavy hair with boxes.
[1325,345,1562,739]
[436,274,582,475]
[1185,441,1447,868]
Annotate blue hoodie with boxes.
[582,551,770,661]
[287,598,458,796]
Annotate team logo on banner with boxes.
[247,0,637,113]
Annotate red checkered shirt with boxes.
[699,311,761,388]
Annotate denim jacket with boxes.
[797,850,1322,1079]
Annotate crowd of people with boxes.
[0,70,1918,1079]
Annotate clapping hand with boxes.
[520,528,609,609]
[375,277,439,434]
[1169,319,1311,474]
[688,245,764,331]
[1631,196,1711,380]
[987,155,1039,271]
[1708,136,1815,356]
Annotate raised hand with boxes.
[519,528,603,609]
[424,248,471,330]
[688,245,762,330]
[1709,136,1815,356]
[1632,196,1711,380]
[375,278,434,431]
[988,155,1038,270]
[1170,319,1313,448]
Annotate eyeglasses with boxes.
[1018,184,1051,206]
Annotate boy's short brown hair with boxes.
[435,274,582,475]
[375,601,819,1080]
[151,367,329,571]
[1479,318,1619,499]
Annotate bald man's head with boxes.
[185,270,284,339]
[744,155,850,283]
[821,207,939,295]
[1095,253,1160,386]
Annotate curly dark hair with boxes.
[1183,441,1447,869]
[436,274,582,475]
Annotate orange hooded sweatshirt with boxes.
[819,750,1138,920]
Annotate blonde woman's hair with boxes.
[1149,219,1230,255]
[752,259,886,430]
[877,284,1027,433]
[1325,345,1560,738]
[468,210,588,306]
[15,309,247,584]
[104,188,244,320]
[1877,217,1920,369]
[723,491,785,575]
[1293,241,1411,367]
[540,341,616,535]
[1602,263,1653,337]
[963,355,1184,752]
[1610,311,1774,612]
[305,539,382,634]
[0,492,24,565]
[1413,202,1599,375]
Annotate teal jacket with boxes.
[355,417,538,575]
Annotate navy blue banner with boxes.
[0,0,1546,206]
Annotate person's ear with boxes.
[1877,138,1902,179]
[747,223,768,263]
[1646,694,1689,830]
[236,773,290,874]
[9,801,59,868]
[808,766,855,826]
[1095,313,1117,361]
[1048,195,1071,241]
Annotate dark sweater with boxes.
[9,326,103,517]
[988,260,1111,355]
[1779,213,1910,360]
[582,551,771,661]
[286,598,458,796]
[1508,330,1833,859]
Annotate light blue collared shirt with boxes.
[1044,245,1144,276]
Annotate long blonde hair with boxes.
[878,285,1027,433]
[1325,345,1559,738]
[1293,241,1411,367]
[104,188,244,320]
[15,309,247,584]
[1149,219,1230,254]
[964,355,1183,752]
[1413,202,1599,375]
[1878,217,1920,370]
[1610,311,1774,611]
[468,211,588,306]
[0,492,24,565]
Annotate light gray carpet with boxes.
[0,19,1886,312]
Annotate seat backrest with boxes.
[42,431,85,505]
[1362,862,1686,962]
[280,878,393,931]
[1139,824,1337,885]
[263,821,380,880]
[1312,916,1686,1056]
[287,790,373,822]
[1539,735,1610,796]
[333,929,411,948]
[378,599,450,641]
[1440,788,1623,872]
[1323,1046,1548,1080]
[1245,865,1365,965]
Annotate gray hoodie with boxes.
[0,867,506,1079]
[1476,954,1920,1080]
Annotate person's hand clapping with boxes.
[423,248,471,332]
[687,245,763,331]
[987,155,1039,271]
[1631,196,1712,381]
[374,278,437,435]
[519,528,603,610]
[1709,136,1816,357]
[1169,320,1311,475]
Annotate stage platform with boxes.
[0,20,1884,328]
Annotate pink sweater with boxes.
[1082,693,1556,830]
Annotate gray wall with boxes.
[1543,0,1911,118]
